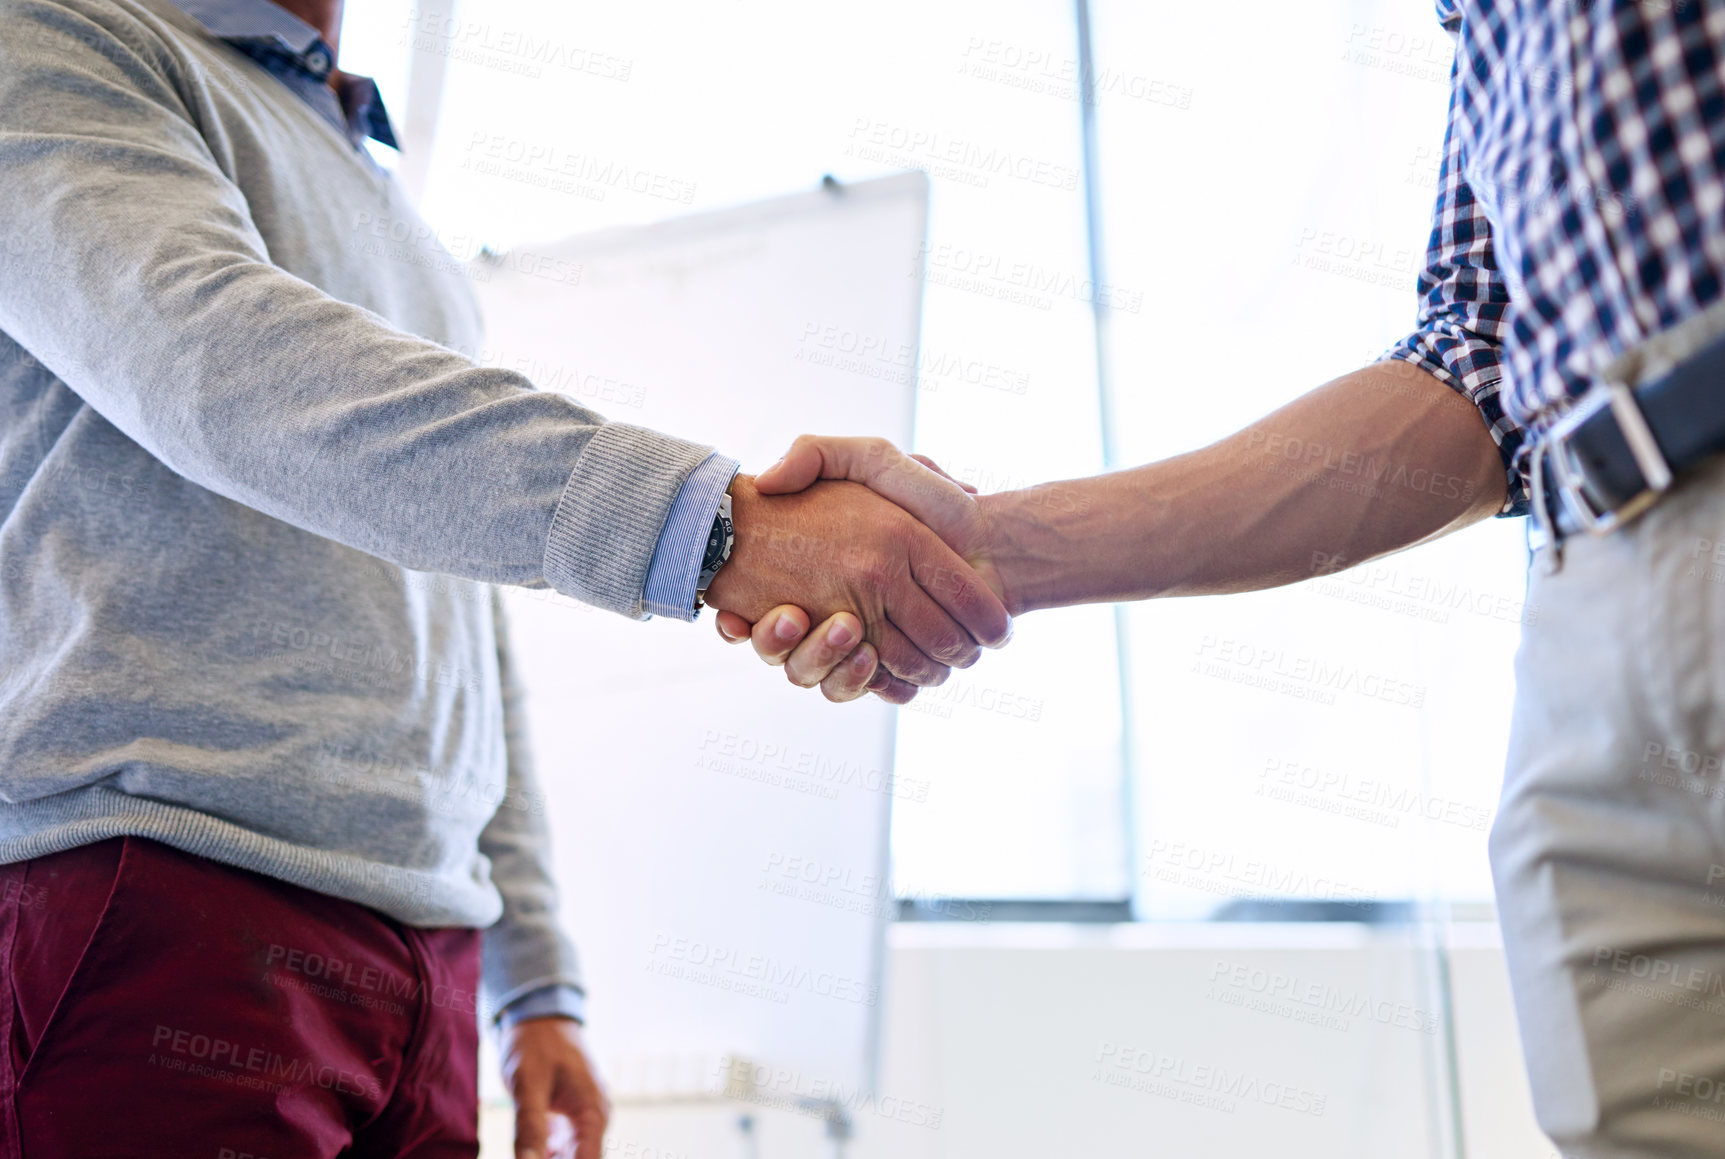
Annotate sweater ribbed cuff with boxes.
[543,423,717,617]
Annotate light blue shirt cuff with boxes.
[641,452,739,622]
[498,982,587,1030]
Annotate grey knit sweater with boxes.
[0,0,714,1013]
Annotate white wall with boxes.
[482,922,1554,1159]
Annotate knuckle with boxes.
[859,561,898,591]
[939,568,979,608]
[885,656,928,687]
[931,631,969,662]
[946,571,979,607]
[915,662,950,687]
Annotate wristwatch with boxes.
[693,482,736,613]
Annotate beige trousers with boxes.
[1497,451,1725,1156]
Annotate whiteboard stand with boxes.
[471,171,931,1143]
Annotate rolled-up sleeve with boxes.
[1382,56,1527,516]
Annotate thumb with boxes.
[910,453,978,494]
[751,437,827,494]
[754,436,981,552]
[513,1073,552,1159]
[754,434,916,495]
[714,609,754,642]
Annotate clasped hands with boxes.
[701,436,1012,703]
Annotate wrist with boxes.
[975,490,1036,616]
[701,474,756,610]
[694,481,737,612]
[506,1013,580,1030]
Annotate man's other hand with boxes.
[501,1017,610,1159]
[703,473,1010,697]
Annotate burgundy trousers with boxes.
[0,836,481,1158]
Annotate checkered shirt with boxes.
[1385,0,1725,515]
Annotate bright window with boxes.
[338,0,1521,914]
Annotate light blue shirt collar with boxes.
[171,0,323,54]
[167,0,398,151]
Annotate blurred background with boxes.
[338,0,1546,1154]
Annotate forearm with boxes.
[478,780,584,1021]
[981,361,1509,613]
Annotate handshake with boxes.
[702,434,1016,705]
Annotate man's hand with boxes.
[703,472,1010,702]
[755,436,1002,595]
[713,439,1004,700]
[500,1017,610,1159]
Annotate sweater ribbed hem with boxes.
[0,788,499,927]
[0,788,592,1012]
[543,423,716,617]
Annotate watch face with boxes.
[701,513,733,572]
